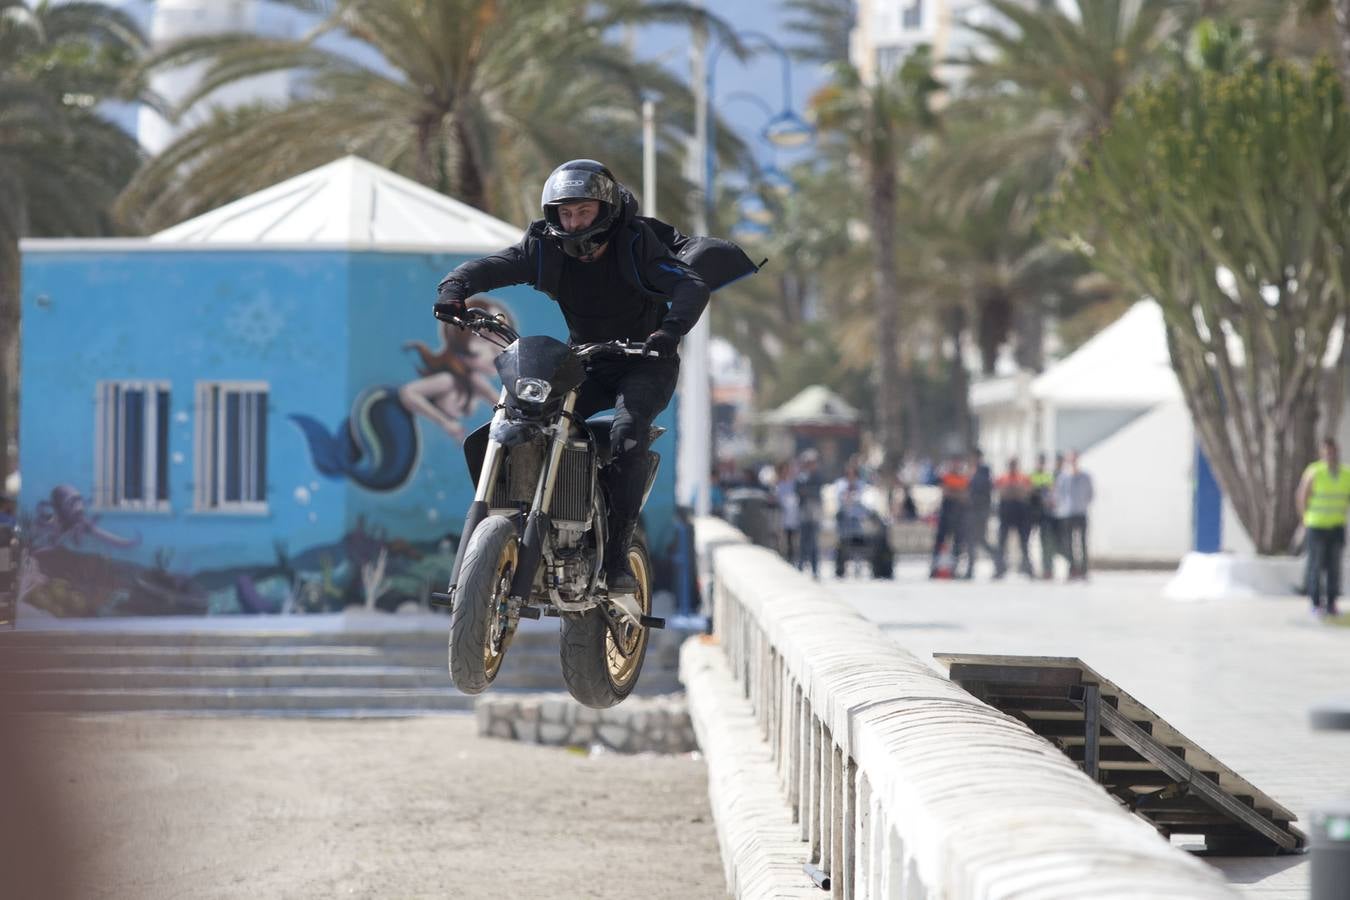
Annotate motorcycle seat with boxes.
[579,414,667,466]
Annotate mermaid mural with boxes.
[291,297,515,492]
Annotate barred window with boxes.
[902,0,923,29]
[94,381,171,510]
[195,382,269,512]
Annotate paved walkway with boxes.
[826,561,1349,898]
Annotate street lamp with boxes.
[720,90,807,199]
[704,30,814,224]
[679,23,814,516]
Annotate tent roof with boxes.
[150,155,523,252]
[1031,301,1181,407]
[761,385,860,426]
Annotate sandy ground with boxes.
[3,714,728,900]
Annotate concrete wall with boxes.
[685,517,1237,899]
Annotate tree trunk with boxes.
[1335,1,1350,90]
[0,237,18,484]
[1014,295,1045,372]
[975,286,1012,375]
[867,141,904,473]
[945,305,973,452]
[1165,322,1318,555]
[454,117,490,213]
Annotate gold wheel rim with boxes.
[483,539,518,680]
[605,547,650,688]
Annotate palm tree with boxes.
[120,0,750,230]
[0,0,147,481]
[811,48,941,469]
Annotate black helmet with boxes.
[541,159,623,258]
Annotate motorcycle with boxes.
[431,305,666,708]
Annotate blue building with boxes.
[18,157,679,616]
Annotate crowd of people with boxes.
[712,445,1096,583]
[928,449,1094,582]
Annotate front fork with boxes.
[507,392,577,602]
[446,389,510,603]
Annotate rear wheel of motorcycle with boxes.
[560,536,652,709]
[448,515,518,695]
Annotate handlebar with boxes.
[434,303,667,359]
[574,341,662,360]
[434,304,519,347]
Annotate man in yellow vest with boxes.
[1297,436,1350,617]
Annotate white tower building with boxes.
[137,0,298,154]
[849,0,1058,87]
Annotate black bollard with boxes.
[1311,700,1350,899]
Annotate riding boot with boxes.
[600,450,651,594]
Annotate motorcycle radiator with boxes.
[490,439,593,524]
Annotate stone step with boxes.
[11,673,685,713]
[12,686,483,713]
[7,665,683,693]
[9,666,457,690]
[1,633,687,672]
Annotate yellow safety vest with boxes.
[1304,461,1350,528]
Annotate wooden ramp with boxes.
[935,653,1306,856]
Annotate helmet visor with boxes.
[541,168,618,209]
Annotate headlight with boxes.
[515,377,551,403]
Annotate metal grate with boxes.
[936,654,1306,856]
[548,443,593,523]
[490,439,592,523]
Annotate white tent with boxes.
[1030,301,1180,408]
[973,301,1194,563]
[150,156,524,252]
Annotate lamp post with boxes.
[680,23,813,516]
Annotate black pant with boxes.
[1308,525,1345,610]
[931,499,966,572]
[962,504,994,577]
[1062,514,1089,577]
[574,356,680,557]
[995,501,1033,576]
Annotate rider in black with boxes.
[435,159,758,593]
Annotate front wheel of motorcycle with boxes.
[448,515,518,694]
[559,535,652,709]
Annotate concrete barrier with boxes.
[682,516,1236,899]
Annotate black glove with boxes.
[643,329,680,358]
[434,292,466,323]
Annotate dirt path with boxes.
[9,714,728,900]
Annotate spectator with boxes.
[833,460,870,578]
[794,450,825,578]
[1053,450,1094,580]
[930,454,971,579]
[993,457,1035,579]
[775,460,801,564]
[962,448,994,579]
[1028,452,1056,579]
[1297,435,1350,618]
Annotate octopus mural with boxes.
[28,485,140,554]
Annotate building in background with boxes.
[17,157,681,617]
[136,0,304,153]
[971,301,1350,564]
[849,0,1059,86]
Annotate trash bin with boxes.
[724,487,783,551]
[1311,700,1350,899]
[0,524,17,629]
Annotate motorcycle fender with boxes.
[448,500,489,597]
[639,450,661,511]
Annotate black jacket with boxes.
[437,189,760,338]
